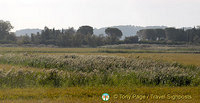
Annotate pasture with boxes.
[0,46,199,102]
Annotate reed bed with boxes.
[0,53,199,87]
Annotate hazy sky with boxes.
[0,0,200,31]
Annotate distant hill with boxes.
[15,29,41,36]
[15,25,168,38]
[94,25,167,39]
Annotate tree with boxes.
[4,32,16,43]
[17,34,31,44]
[41,26,50,44]
[105,28,123,44]
[186,27,200,43]
[72,33,83,47]
[0,20,13,40]
[137,29,157,41]
[57,28,75,47]
[154,29,166,41]
[165,28,187,42]
[31,32,42,44]
[64,27,76,35]
[77,26,93,35]
[124,36,138,44]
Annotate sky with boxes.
[0,0,200,31]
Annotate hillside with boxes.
[15,29,41,36]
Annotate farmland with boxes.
[0,45,200,102]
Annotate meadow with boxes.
[0,45,200,102]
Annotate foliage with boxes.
[77,26,93,35]
[0,20,16,44]
[1,20,200,47]
[124,36,139,43]
[137,27,200,43]
[105,28,123,44]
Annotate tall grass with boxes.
[0,53,200,87]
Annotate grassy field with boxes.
[0,46,200,102]
[0,87,199,103]
[73,53,200,66]
[1,46,200,66]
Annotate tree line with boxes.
[137,27,200,44]
[1,20,200,47]
[29,26,135,47]
[0,20,140,47]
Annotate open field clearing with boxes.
[100,44,200,50]
[1,47,200,66]
[0,46,200,102]
[128,53,200,66]
[0,47,100,54]
[102,53,200,66]
[40,52,200,66]
[1,45,200,54]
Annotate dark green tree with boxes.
[17,34,31,44]
[105,28,123,44]
[137,29,157,41]
[124,36,138,44]
[4,32,17,43]
[165,28,187,42]
[186,27,200,43]
[41,26,50,44]
[77,26,93,35]
[0,20,13,41]
[154,29,166,41]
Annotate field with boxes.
[0,45,200,103]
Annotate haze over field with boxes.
[0,0,200,31]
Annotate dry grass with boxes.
[1,47,200,66]
[128,53,200,66]
[0,87,199,103]
[48,52,200,66]
[0,47,200,102]
[0,64,44,72]
[0,47,100,53]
